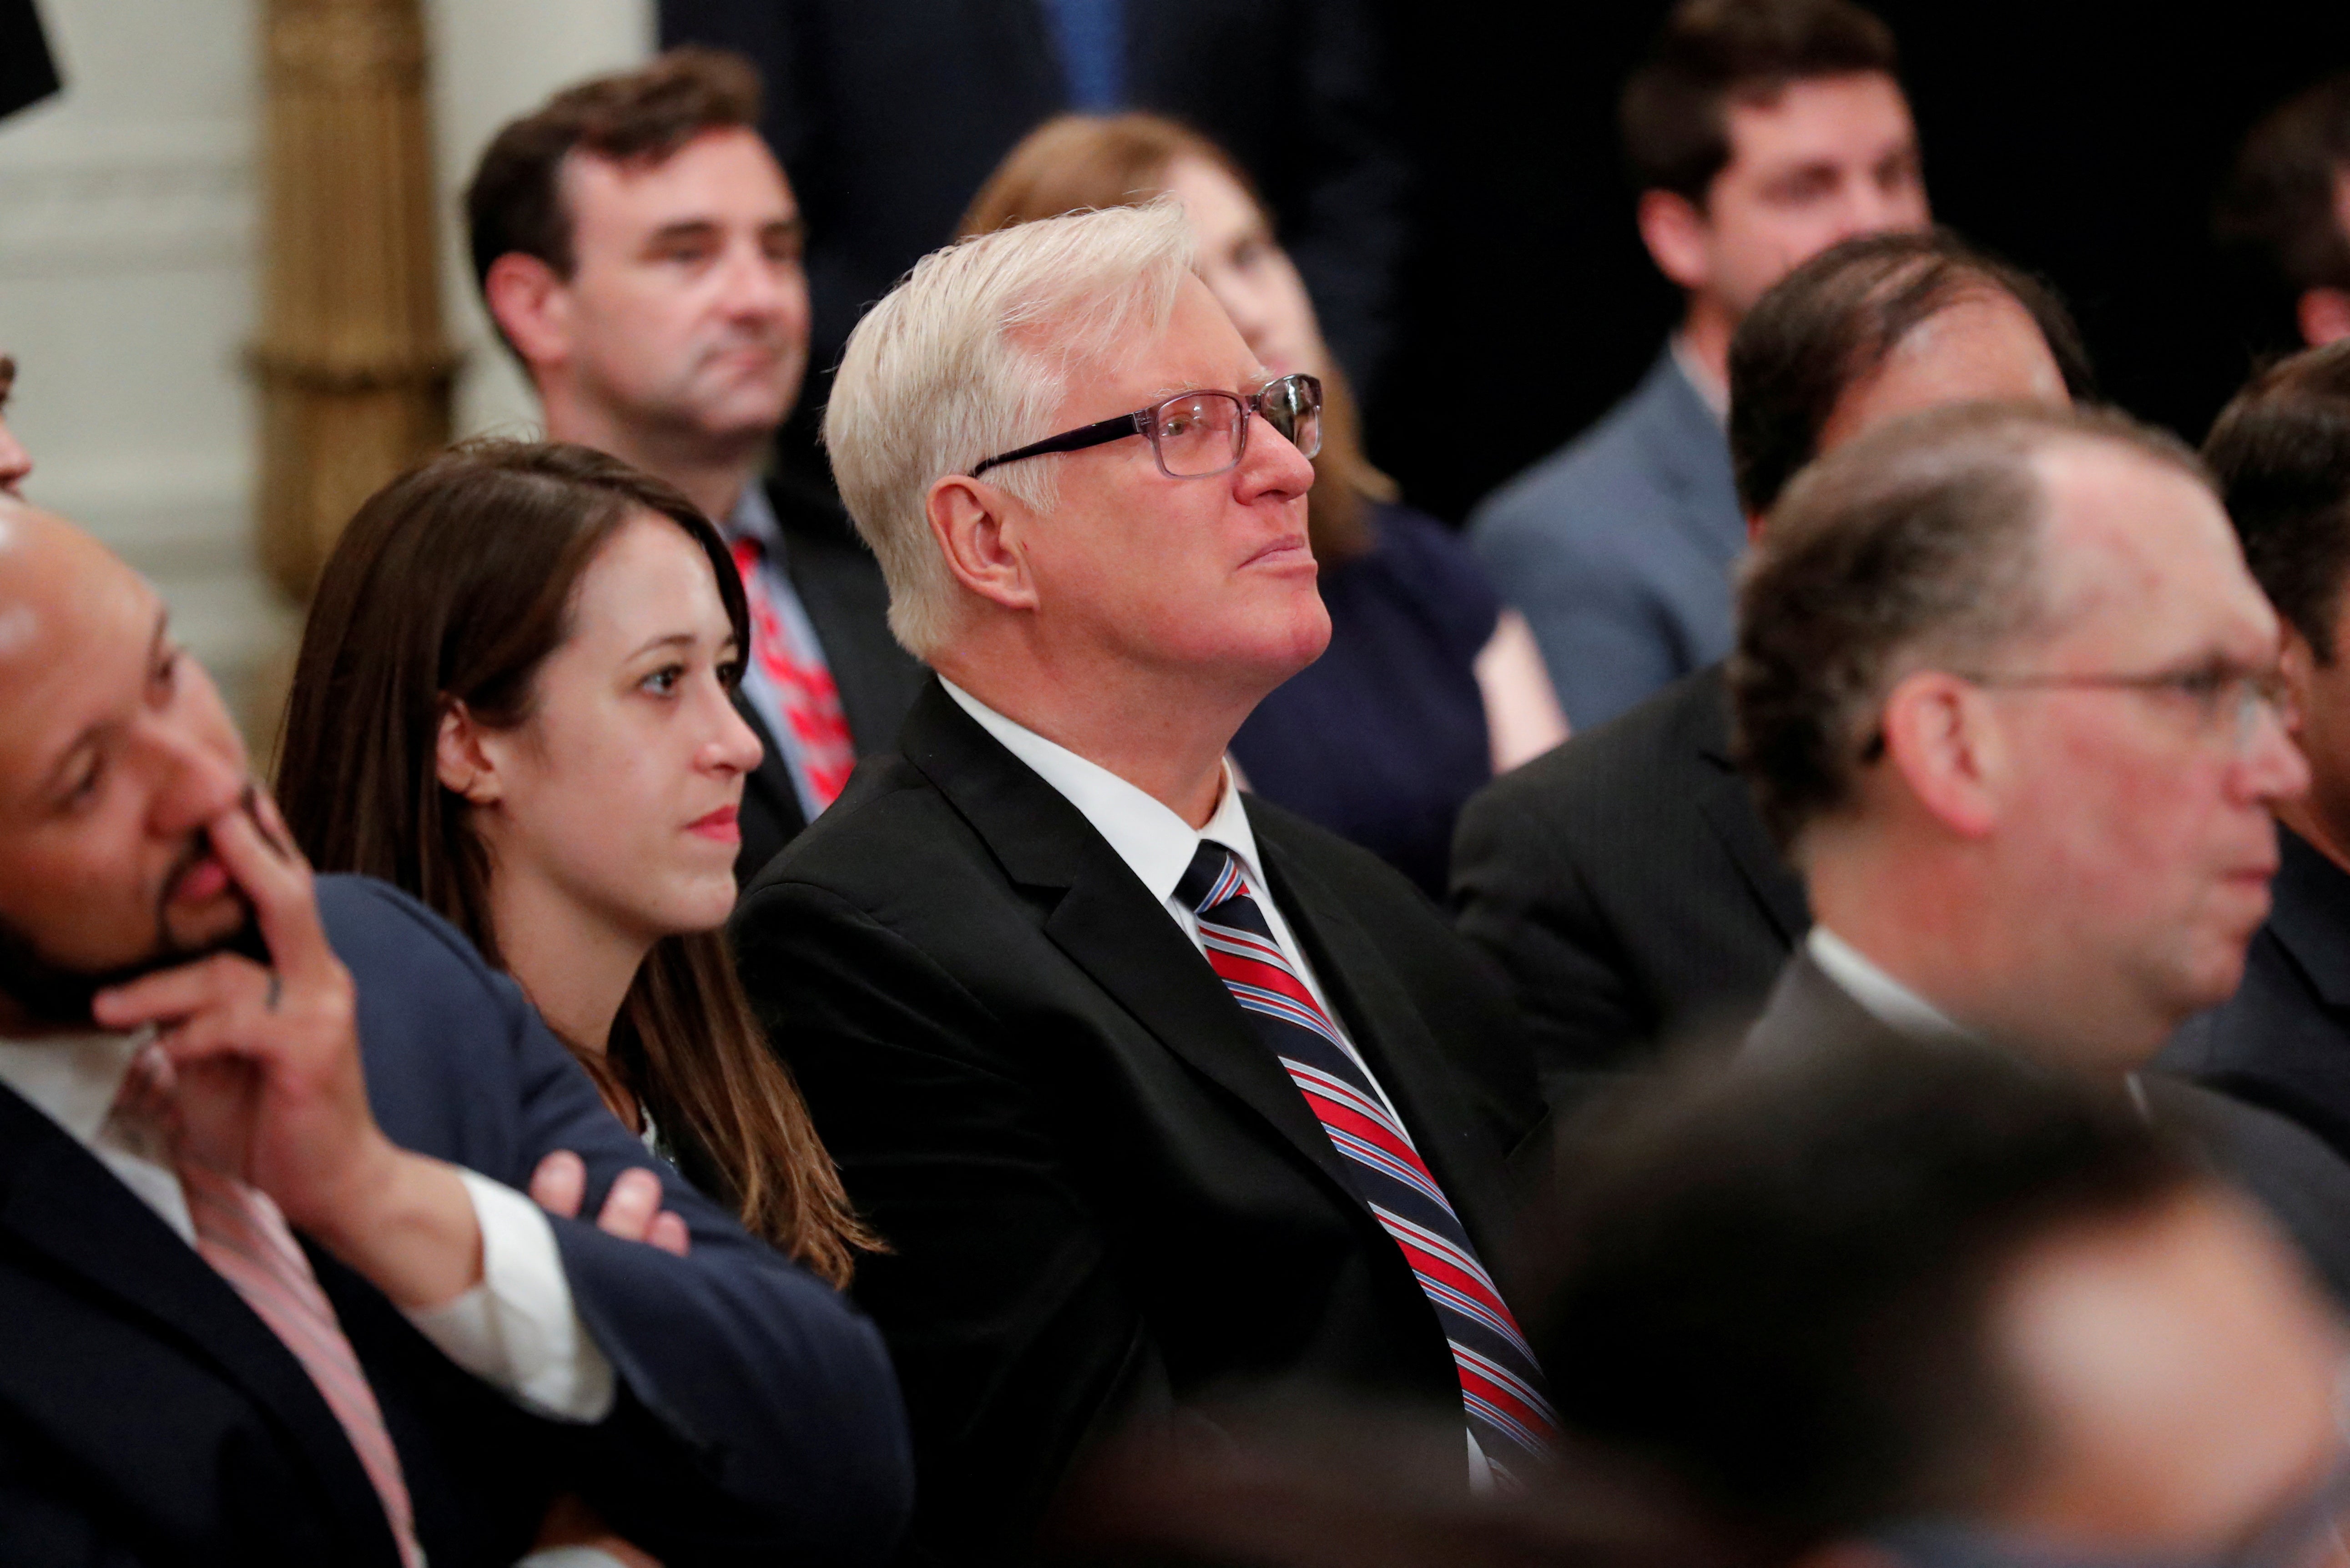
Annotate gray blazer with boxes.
[1747,947,2350,1306]
[1468,344,1744,731]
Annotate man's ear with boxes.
[1878,669,2001,838]
[2280,621,2319,741]
[434,700,505,806]
[1636,188,1712,294]
[2299,287,2350,349]
[927,474,1039,614]
[482,251,572,371]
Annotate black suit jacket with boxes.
[733,475,928,886]
[2163,827,2350,1168]
[1749,946,2350,1306]
[1451,662,1808,1108]
[0,876,911,1568]
[730,681,1543,1563]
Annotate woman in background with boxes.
[276,439,876,1288]
[962,114,1568,897]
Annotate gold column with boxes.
[251,0,455,601]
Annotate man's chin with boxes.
[0,911,266,1033]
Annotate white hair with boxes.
[822,199,1195,657]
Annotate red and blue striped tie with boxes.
[1177,841,1560,1467]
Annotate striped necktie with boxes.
[111,1046,426,1568]
[730,534,858,809]
[1176,842,1560,1468]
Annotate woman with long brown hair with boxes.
[277,439,876,1290]
[962,114,1568,897]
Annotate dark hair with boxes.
[2204,341,2350,661]
[1731,403,2209,849]
[956,112,1391,565]
[2217,73,2350,297]
[1621,0,1901,204]
[1730,229,2098,514]
[1534,1046,2202,1558]
[464,48,762,297]
[276,439,876,1285]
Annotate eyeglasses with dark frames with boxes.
[967,373,1323,481]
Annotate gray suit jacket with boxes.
[1468,344,1744,731]
[1748,948,2350,1305]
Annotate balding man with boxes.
[0,505,909,1563]
[730,202,1547,1561]
[1729,402,2350,1298]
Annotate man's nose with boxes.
[145,719,248,834]
[717,245,790,320]
[1236,414,1318,503]
[0,418,31,496]
[2238,697,2312,806]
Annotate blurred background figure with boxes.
[1455,229,2085,1109]
[466,49,924,885]
[2167,341,2350,1170]
[2219,73,2350,351]
[0,355,32,499]
[1731,401,2350,1296]
[962,113,1565,897]
[658,0,1405,503]
[1537,1046,2350,1568]
[1470,0,1929,731]
[277,441,876,1286]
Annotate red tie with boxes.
[732,536,858,809]
[111,1047,426,1568]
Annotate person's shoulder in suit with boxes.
[1454,665,1795,1103]
[1467,348,1743,728]
[2160,826,2350,1167]
[311,873,918,1567]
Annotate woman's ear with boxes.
[434,700,504,805]
[928,474,1040,613]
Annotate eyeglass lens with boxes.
[1148,379,1324,477]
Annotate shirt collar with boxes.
[1806,926,1970,1042]
[1669,331,1730,425]
[0,1027,151,1146]
[940,678,1262,905]
[724,480,782,551]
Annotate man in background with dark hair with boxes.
[465,48,923,886]
[2166,342,2350,1168]
[1730,400,2350,1296]
[2220,73,2350,351]
[1456,230,2081,1108]
[1540,1046,2350,1565]
[1471,0,1927,731]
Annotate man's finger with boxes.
[595,1168,664,1242]
[92,952,257,1031]
[647,1210,691,1258]
[530,1151,586,1220]
[207,803,334,986]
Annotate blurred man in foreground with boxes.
[0,501,910,1563]
[1730,401,2350,1296]
[469,48,923,883]
[2166,342,2350,1167]
[1541,1046,2350,1567]
[1472,0,1929,728]
[1456,230,2086,1107]
[733,202,1545,1560]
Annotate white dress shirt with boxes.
[1805,926,1971,1042]
[0,1028,615,1424]
[940,681,1493,1483]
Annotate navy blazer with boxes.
[1468,345,1745,731]
[0,875,911,1568]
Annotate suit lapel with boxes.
[1690,671,1810,943]
[899,684,1355,1196]
[0,1085,403,1566]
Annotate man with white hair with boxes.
[731,201,1550,1559]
